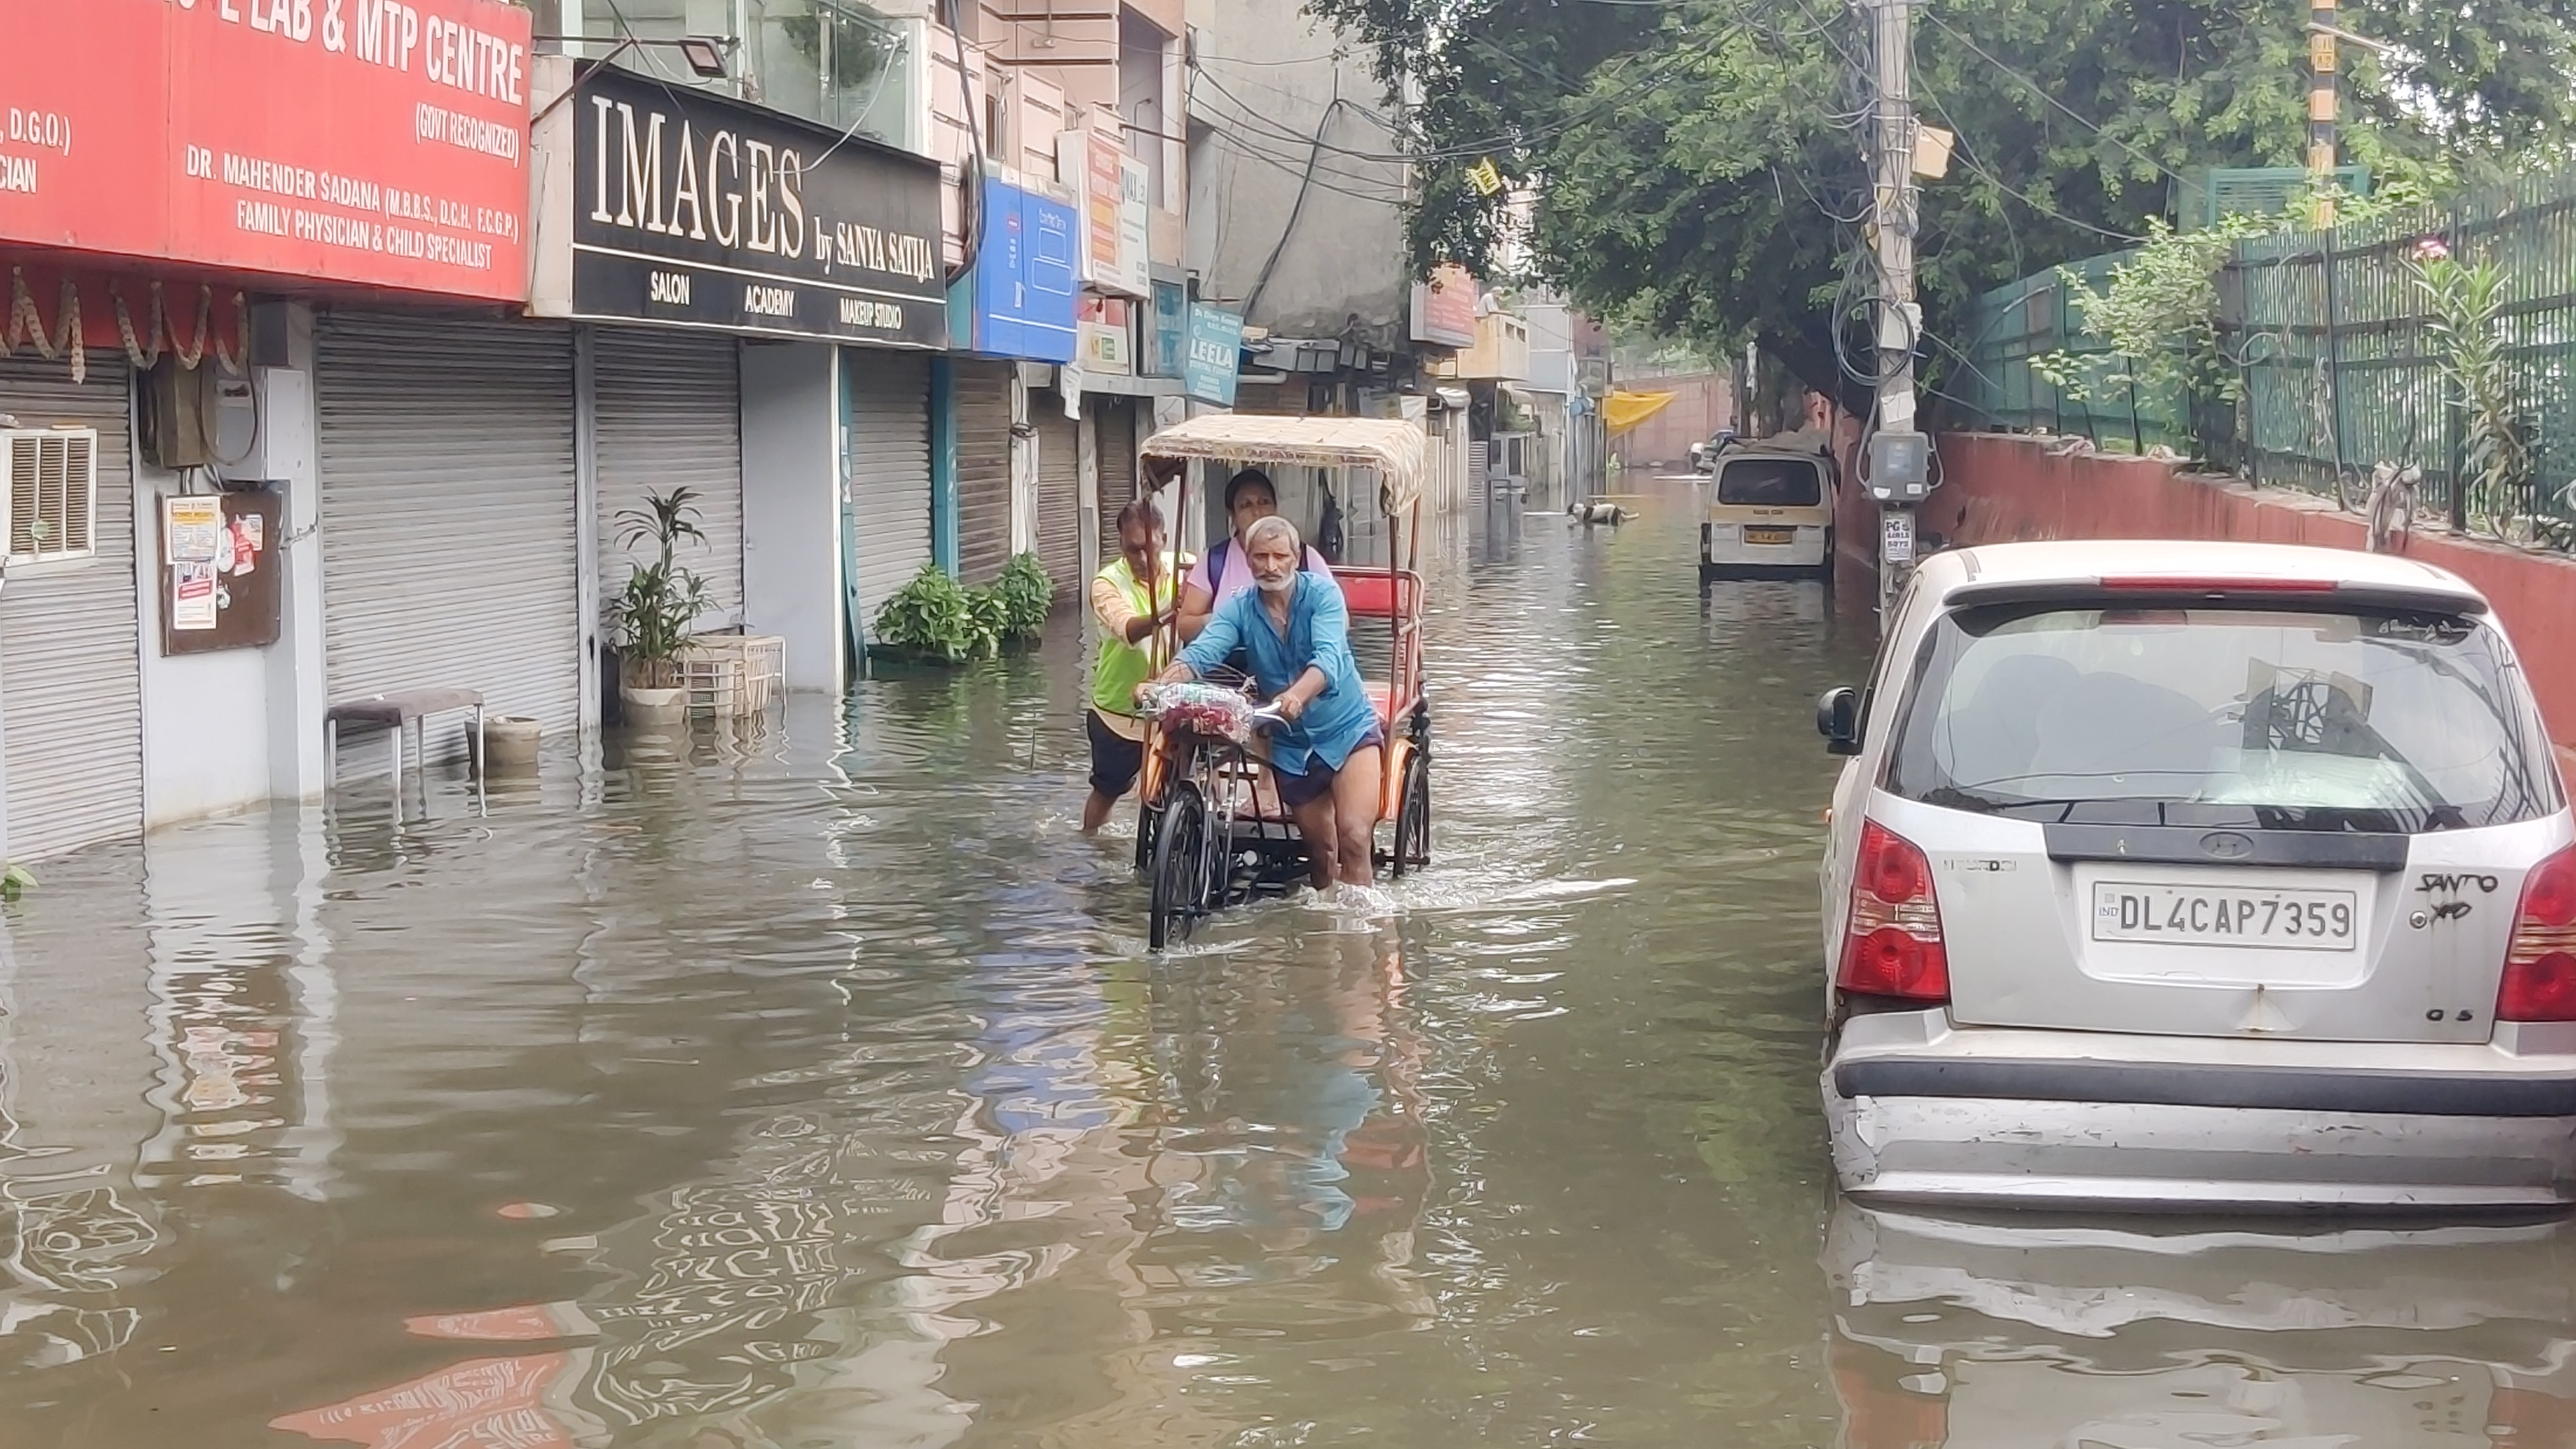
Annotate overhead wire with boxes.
[1244,77,1351,315]
[1917,8,2190,188]
[1185,71,1415,203]
[1915,75,2149,241]
[1190,28,1736,168]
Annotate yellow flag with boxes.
[1466,158,1506,197]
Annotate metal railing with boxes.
[1951,170,2576,550]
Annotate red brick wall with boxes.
[1929,433,2576,760]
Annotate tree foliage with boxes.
[1305,0,2576,396]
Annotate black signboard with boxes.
[571,65,947,349]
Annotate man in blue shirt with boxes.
[1159,515,1385,889]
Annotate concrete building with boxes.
[1180,0,1470,533]
[0,0,1149,863]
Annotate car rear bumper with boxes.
[1827,1011,2576,1212]
[1701,524,1827,574]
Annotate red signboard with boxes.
[0,0,533,301]
[1411,262,1477,348]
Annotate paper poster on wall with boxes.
[172,561,219,631]
[164,496,221,564]
[159,490,282,654]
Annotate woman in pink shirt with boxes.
[1176,468,1334,642]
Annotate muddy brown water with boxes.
[5,484,2573,1448]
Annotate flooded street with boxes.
[9,486,2576,1448]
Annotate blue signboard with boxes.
[1183,303,1245,407]
[1148,280,1187,376]
[966,177,1078,362]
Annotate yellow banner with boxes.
[1603,390,1678,437]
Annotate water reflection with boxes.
[0,492,1887,1446]
[1131,934,1435,1333]
[1829,1202,2576,1448]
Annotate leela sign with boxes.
[0,0,533,299]
[1183,303,1244,407]
[572,66,945,349]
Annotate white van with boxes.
[1815,540,2576,1211]
[1700,441,1835,581]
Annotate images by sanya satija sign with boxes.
[572,64,946,349]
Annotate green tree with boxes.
[1307,0,2576,396]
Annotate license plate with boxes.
[2091,882,2357,950]
[1743,525,1796,545]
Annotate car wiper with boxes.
[1916,788,2087,821]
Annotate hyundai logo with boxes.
[2200,831,2256,860]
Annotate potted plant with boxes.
[607,487,712,719]
[872,563,998,663]
[989,551,1055,645]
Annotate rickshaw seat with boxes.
[1333,568,1418,619]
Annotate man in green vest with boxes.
[1083,498,1186,835]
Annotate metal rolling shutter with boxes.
[0,359,142,858]
[594,327,744,621]
[844,350,931,644]
[1033,399,1079,592]
[954,360,1012,584]
[317,313,580,750]
[1094,396,1137,551]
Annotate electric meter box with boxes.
[1866,429,1933,501]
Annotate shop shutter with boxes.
[1033,398,1079,592]
[1094,396,1138,553]
[317,313,580,755]
[844,349,932,643]
[593,327,745,623]
[953,360,1013,584]
[0,358,142,859]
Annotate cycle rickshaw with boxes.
[1130,415,1433,949]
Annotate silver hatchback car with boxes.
[1817,541,2576,1211]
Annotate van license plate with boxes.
[2091,883,2357,950]
[1743,526,1796,545]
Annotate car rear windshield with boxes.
[1716,458,1823,507]
[1886,603,2562,833]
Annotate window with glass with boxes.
[578,0,915,151]
[1886,604,2564,834]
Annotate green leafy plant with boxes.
[989,552,1056,640]
[873,564,1000,661]
[966,586,1012,652]
[606,488,713,688]
[2059,217,2267,413]
[2408,237,2532,537]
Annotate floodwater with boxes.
[7,485,2576,1448]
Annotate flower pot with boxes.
[621,685,688,721]
[483,715,542,769]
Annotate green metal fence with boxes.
[1953,169,2576,550]
[1949,250,2192,457]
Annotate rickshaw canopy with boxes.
[1139,414,1427,518]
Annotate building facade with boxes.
[0,0,1439,863]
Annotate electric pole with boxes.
[2308,0,2340,223]
[1862,0,1932,632]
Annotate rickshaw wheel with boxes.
[1389,753,1432,877]
[1149,786,1210,950]
[1134,791,1163,874]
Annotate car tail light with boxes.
[2498,846,2576,1022]
[1839,820,1950,1002]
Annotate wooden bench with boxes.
[325,689,486,797]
